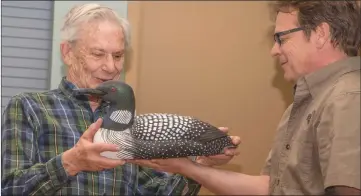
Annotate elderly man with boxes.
[130,1,361,195]
[1,3,240,195]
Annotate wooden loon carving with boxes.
[74,81,237,159]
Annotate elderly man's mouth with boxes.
[97,78,111,83]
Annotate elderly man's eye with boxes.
[92,53,104,57]
[113,54,124,60]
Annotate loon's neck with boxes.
[102,104,134,131]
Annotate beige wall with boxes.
[126,2,294,195]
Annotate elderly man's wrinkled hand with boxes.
[62,118,126,176]
[196,127,241,167]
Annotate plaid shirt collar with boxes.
[58,76,108,111]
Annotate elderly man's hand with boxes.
[62,118,126,176]
[196,127,241,167]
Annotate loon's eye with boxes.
[111,87,116,92]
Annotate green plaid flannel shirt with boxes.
[1,77,201,195]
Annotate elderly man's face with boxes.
[64,20,125,89]
[270,11,318,82]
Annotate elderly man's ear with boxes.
[60,41,73,66]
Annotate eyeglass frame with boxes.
[274,27,304,46]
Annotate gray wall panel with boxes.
[2,47,51,59]
[2,57,49,69]
[1,1,54,110]
[2,16,52,30]
[2,27,52,40]
[2,1,53,10]
[2,77,48,89]
[2,67,48,79]
[2,6,52,20]
[2,37,51,50]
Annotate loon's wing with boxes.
[194,123,228,143]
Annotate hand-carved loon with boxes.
[73,80,237,160]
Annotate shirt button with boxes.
[285,144,290,150]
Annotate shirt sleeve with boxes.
[135,165,201,195]
[317,92,360,190]
[1,95,70,195]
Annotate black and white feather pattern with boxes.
[109,110,132,124]
[94,113,235,159]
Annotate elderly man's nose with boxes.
[104,56,116,72]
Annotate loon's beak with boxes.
[73,88,107,97]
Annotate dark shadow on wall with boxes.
[271,59,294,108]
[265,12,294,109]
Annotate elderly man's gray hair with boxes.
[61,3,131,50]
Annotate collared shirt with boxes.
[1,77,201,195]
[261,56,360,195]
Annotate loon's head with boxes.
[74,80,136,130]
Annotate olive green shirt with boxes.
[262,56,360,195]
